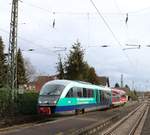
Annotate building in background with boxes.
[97,76,110,87]
[35,75,58,92]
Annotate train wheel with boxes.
[82,109,85,114]
[75,109,80,115]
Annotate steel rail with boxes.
[70,102,140,135]
[103,103,146,135]
[129,103,149,135]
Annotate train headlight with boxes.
[38,100,42,104]
[43,101,49,104]
[53,100,57,104]
[38,100,56,105]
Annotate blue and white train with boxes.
[38,79,112,115]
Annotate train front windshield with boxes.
[40,84,65,96]
[39,84,65,106]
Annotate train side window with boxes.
[66,88,73,97]
[99,90,101,100]
[77,87,83,97]
[83,88,87,97]
[101,91,105,101]
[72,87,78,97]
[91,90,94,97]
[87,89,93,97]
[66,87,94,98]
[103,91,111,101]
[70,87,83,98]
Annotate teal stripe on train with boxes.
[57,98,96,106]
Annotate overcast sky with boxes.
[1,0,150,90]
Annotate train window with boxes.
[103,91,109,99]
[101,91,105,101]
[66,87,95,98]
[66,87,83,97]
[72,87,78,97]
[76,87,83,97]
[83,88,87,97]
[112,93,116,96]
[121,95,126,98]
[66,88,73,97]
[40,84,65,96]
[103,91,111,102]
[87,89,93,97]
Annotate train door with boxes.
[96,90,100,104]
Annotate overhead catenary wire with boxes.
[0,28,66,55]
[0,28,114,52]
[113,0,122,14]
[90,0,123,48]
[90,0,134,67]
[19,0,50,13]
[3,1,149,53]
[19,0,150,16]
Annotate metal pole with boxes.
[8,0,18,99]
[121,74,123,88]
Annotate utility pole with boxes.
[132,80,134,90]
[120,74,123,88]
[8,0,19,97]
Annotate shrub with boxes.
[17,92,39,115]
[0,88,12,117]
[0,88,39,118]
[126,90,138,101]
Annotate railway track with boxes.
[102,101,148,135]
[70,101,140,135]
[141,99,150,135]
[0,101,140,135]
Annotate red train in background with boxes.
[112,88,128,106]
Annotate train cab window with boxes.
[40,84,65,96]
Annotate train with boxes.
[38,79,128,115]
[112,88,128,107]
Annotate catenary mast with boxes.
[8,0,19,94]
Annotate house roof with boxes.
[36,75,57,81]
[97,76,110,87]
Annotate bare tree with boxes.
[24,58,36,82]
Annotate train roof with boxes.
[112,88,126,95]
[44,79,111,91]
[44,79,72,86]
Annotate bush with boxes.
[0,88,39,118]
[126,90,138,101]
[17,92,39,115]
[0,88,12,117]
